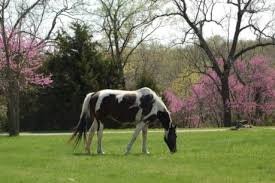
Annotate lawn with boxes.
[0,128,275,183]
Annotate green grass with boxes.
[0,128,275,183]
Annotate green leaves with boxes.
[20,22,116,131]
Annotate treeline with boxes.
[18,23,131,130]
[0,23,274,131]
[17,24,194,131]
[1,26,275,131]
[0,23,160,131]
[1,24,275,131]
[0,22,201,131]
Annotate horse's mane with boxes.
[137,87,169,113]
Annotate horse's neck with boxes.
[162,120,170,131]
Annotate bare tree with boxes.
[0,0,81,136]
[91,0,162,88]
[165,0,275,126]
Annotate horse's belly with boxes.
[110,106,140,122]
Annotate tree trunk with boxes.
[119,74,126,89]
[115,60,126,89]
[7,79,20,136]
[221,75,232,127]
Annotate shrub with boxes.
[136,71,159,93]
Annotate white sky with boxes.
[150,0,275,45]
[51,0,275,46]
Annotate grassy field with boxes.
[0,128,275,183]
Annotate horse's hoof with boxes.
[85,147,91,155]
[142,147,150,154]
[142,150,150,155]
[97,151,105,155]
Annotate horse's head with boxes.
[157,111,177,153]
[164,123,177,153]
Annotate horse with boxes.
[70,87,177,154]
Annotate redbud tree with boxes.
[164,56,275,127]
[0,0,79,136]
[0,33,52,88]
[0,31,53,135]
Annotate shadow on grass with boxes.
[72,152,151,157]
[73,152,89,156]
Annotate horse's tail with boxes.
[69,92,95,147]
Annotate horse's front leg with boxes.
[125,122,145,155]
[142,123,150,154]
[97,122,104,154]
[85,120,98,154]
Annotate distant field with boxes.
[0,128,275,183]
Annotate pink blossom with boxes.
[0,30,52,89]
[164,56,275,126]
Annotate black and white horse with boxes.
[70,87,177,154]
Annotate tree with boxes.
[0,29,53,136]
[230,57,275,123]
[136,70,159,93]
[124,41,199,94]
[165,0,275,126]
[164,56,275,127]
[19,22,115,131]
[91,0,161,88]
[0,0,79,136]
[45,22,113,92]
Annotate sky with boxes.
[150,0,275,45]
[14,0,274,46]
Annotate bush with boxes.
[19,22,118,131]
[136,71,159,93]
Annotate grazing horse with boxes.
[70,87,177,154]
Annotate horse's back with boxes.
[91,89,139,122]
[89,87,165,123]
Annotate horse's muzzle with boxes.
[170,148,177,153]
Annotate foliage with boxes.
[167,0,275,127]
[230,57,275,121]
[1,129,275,182]
[170,72,200,97]
[0,29,53,135]
[0,31,52,95]
[0,34,52,88]
[20,22,115,131]
[45,23,113,91]
[163,90,184,114]
[125,42,195,93]
[135,70,159,93]
[164,56,275,127]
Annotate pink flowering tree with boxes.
[167,0,275,127]
[0,31,53,136]
[164,56,275,127]
[0,0,79,136]
[230,57,275,124]
[0,34,52,88]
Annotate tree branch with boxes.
[234,42,275,60]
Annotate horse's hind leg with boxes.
[85,119,98,154]
[97,122,104,154]
[125,122,145,155]
[142,124,150,154]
